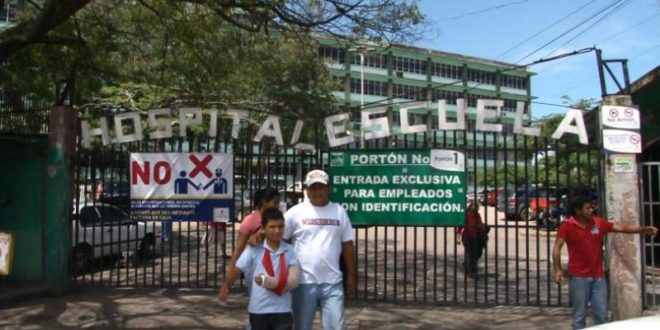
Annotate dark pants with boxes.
[249,312,293,330]
[462,235,484,276]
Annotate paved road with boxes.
[68,205,570,306]
[0,287,576,329]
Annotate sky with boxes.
[415,0,660,119]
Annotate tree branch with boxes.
[0,0,92,62]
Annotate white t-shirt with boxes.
[283,201,354,284]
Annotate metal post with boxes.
[360,52,365,147]
[622,60,631,94]
[596,49,607,97]
[349,46,374,148]
[360,52,365,110]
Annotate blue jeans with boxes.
[292,282,345,330]
[569,277,609,329]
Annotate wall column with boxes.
[44,105,78,293]
[602,95,643,320]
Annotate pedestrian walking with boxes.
[284,169,356,330]
[219,208,300,330]
[456,199,489,278]
[227,187,282,292]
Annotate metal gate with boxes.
[72,126,602,307]
[641,162,660,310]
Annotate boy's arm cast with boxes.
[256,265,300,291]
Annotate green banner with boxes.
[329,149,466,226]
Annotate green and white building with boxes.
[317,36,534,167]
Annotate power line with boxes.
[630,41,660,61]
[495,0,596,60]
[515,0,624,64]
[595,12,660,45]
[520,0,640,75]
[551,77,597,98]
[542,0,632,58]
[439,0,533,22]
[549,41,660,97]
[531,101,575,109]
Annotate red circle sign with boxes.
[624,108,634,117]
[630,135,640,144]
[609,108,618,118]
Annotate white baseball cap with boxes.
[304,169,329,186]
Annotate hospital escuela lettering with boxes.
[79,99,592,149]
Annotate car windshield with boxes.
[79,205,130,227]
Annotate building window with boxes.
[1,4,15,24]
[467,69,495,85]
[466,94,509,108]
[351,53,386,69]
[393,84,426,101]
[432,89,460,105]
[431,63,463,80]
[467,119,476,131]
[350,79,387,96]
[501,74,527,90]
[318,46,345,64]
[393,56,426,75]
[503,99,522,112]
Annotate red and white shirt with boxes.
[284,201,354,284]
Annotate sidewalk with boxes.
[0,287,577,329]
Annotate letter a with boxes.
[551,109,588,145]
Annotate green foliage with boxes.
[0,0,425,147]
[538,113,565,140]
[560,95,597,110]
[475,146,599,189]
[1,1,425,112]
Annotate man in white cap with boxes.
[284,169,356,330]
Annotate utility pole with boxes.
[348,46,375,148]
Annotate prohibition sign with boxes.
[609,108,619,118]
[630,135,640,145]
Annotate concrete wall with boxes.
[0,137,47,283]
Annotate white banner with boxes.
[601,105,640,130]
[603,129,642,154]
[130,153,233,200]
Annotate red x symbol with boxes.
[189,155,213,178]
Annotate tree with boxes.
[0,0,90,62]
[0,0,426,63]
[560,95,597,111]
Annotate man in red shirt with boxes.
[552,195,657,329]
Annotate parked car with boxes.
[486,187,509,206]
[97,179,130,211]
[71,203,161,272]
[538,187,598,230]
[528,187,564,224]
[497,186,562,220]
[466,186,491,205]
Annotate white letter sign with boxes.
[551,109,588,145]
[325,113,354,147]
